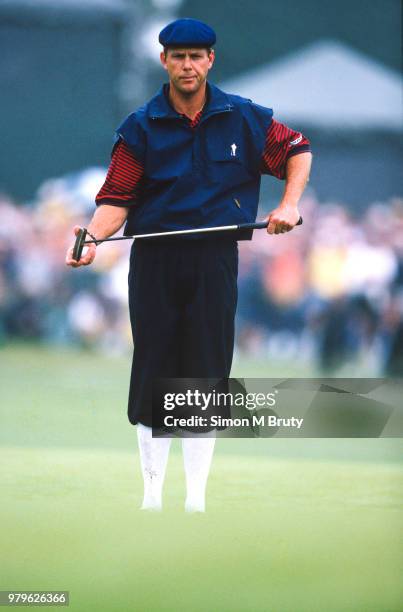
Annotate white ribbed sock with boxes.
[182,435,216,513]
[136,423,171,511]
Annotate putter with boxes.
[72,217,303,262]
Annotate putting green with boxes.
[1,446,402,612]
[1,344,402,611]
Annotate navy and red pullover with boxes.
[96,114,310,208]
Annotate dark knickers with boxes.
[127,238,238,426]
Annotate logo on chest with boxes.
[230,143,237,157]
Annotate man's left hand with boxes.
[266,204,300,235]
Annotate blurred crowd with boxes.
[0,168,402,376]
[237,194,403,376]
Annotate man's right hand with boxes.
[65,225,97,268]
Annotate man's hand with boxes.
[65,225,97,268]
[266,204,300,235]
[65,205,128,268]
[266,151,311,235]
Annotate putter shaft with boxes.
[72,218,303,261]
[83,218,302,245]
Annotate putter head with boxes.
[72,227,88,262]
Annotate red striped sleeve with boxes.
[261,119,311,179]
[95,139,144,207]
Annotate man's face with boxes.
[160,48,215,95]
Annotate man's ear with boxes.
[160,51,168,70]
[208,49,215,70]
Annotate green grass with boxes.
[1,344,403,611]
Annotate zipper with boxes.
[150,107,233,124]
[200,106,233,126]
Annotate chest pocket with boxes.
[206,139,256,187]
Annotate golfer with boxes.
[66,18,312,512]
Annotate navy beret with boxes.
[159,18,216,48]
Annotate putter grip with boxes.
[72,228,87,261]
[241,216,303,231]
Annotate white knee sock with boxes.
[136,424,171,510]
[182,435,216,513]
